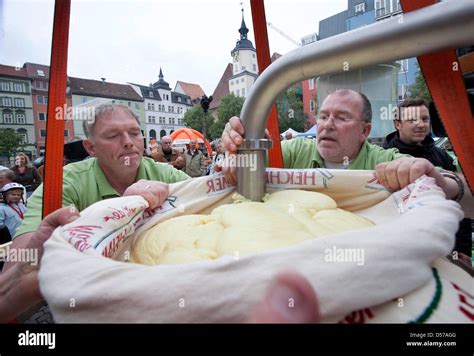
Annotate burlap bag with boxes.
[38,169,471,323]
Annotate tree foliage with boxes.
[0,128,23,160]
[183,105,214,138]
[276,88,307,132]
[408,66,432,102]
[210,94,244,140]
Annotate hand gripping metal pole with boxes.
[237,0,474,201]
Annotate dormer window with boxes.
[355,2,365,14]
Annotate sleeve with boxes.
[31,167,42,189]
[0,207,5,228]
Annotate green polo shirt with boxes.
[281,138,410,169]
[15,157,190,237]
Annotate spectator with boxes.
[184,139,206,177]
[0,169,15,190]
[0,182,27,242]
[210,140,225,174]
[285,132,293,140]
[10,153,42,198]
[150,136,185,170]
[383,98,456,171]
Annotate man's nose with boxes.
[122,133,134,147]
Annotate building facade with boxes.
[69,77,145,139]
[24,62,75,156]
[300,33,318,127]
[0,64,36,163]
[130,70,193,146]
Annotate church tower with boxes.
[229,9,258,98]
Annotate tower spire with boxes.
[239,7,249,40]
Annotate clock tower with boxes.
[229,9,258,98]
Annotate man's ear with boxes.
[394,120,402,131]
[82,139,96,157]
[361,122,371,141]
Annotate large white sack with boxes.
[38,169,469,323]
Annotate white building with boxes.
[229,11,258,98]
[130,68,193,145]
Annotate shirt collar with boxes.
[93,158,147,199]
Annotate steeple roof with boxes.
[231,9,255,54]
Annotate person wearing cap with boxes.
[0,182,27,242]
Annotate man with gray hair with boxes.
[11,104,190,243]
[221,89,463,201]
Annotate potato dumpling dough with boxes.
[131,190,373,265]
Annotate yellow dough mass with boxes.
[131,190,374,265]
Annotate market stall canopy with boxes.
[297,124,317,137]
[170,128,212,156]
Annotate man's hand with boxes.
[123,180,169,209]
[0,207,80,322]
[375,157,459,199]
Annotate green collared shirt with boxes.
[15,157,190,237]
[281,138,410,169]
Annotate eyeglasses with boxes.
[316,115,365,126]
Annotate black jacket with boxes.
[383,131,456,171]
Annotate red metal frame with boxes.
[43,0,71,217]
[401,0,474,190]
[250,0,283,168]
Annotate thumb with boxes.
[248,272,321,323]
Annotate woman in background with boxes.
[10,153,42,198]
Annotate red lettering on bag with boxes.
[452,282,474,320]
[339,308,374,324]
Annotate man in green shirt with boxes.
[222,89,461,200]
[13,104,190,242]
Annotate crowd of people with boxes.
[0,89,471,323]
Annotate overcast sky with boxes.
[0,0,347,94]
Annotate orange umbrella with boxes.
[170,128,212,156]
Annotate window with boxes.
[310,100,315,112]
[2,97,12,107]
[398,59,408,73]
[15,98,24,107]
[64,129,69,137]
[82,97,88,103]
[178,118,183,125]
[40,129,47,138]
[16,113,26,124]
[236,89,240,97]
[42,81,48,90]
[355,2,365,14]
[149,91,153,98]
[159,117,165,124]
[148,116,156,123]
[169,118,175,125]
[148,103,152,110]
[18,131,27,145]
[234,64,238,72]
[37,96,48,105]
[14,83,23,92]
[160,130,166,138]
[37,70,45,77]
[39,112,46,121]
[128,101,131,107]
[242,88,246,97]
[3,113,13,124]
[252,53,256,58]
[178,97,181,102]
[150,129,156,138]
[0,82,9,91]
[135,103,140,109]
[309,79,315,90]
[253,64,257,72]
